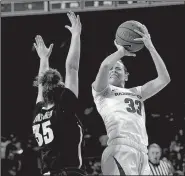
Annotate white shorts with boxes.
[101,138,151,175]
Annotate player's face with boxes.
[108,62,127,87]
[149,147,161,164]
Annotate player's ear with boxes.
[125,72,129,81]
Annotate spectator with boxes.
[19,137,41,176]
[4,142,22,176]
[1,137,11,159]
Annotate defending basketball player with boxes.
[92,22,170,175]
[32,12,86,176]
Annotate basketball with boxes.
[115,20,144,53]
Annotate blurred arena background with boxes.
[1,0,185,175]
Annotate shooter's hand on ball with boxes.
[34,35,54,60]
[65,11,82,36]
[134,24,154,51]
[114,40,136,57]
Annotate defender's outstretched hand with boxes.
[65,11,82,36]
[34,35,53,60]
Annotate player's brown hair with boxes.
[33,68,65,105]
[117,60,129,76]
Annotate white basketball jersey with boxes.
[92,84,148,147]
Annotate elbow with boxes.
[166,76,171,84]
[159,74,171,86]
[164,73,171,84]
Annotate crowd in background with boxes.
[1,106,185,176]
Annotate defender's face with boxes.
[108,62,127,86]
[149,147,161,164]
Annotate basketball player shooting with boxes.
[32,11,86,176]
[92,22,171,175]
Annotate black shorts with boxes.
[43,168,87,176]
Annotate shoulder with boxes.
[128,86,143,99]
[58,88,78,110]
[160,160,171,168]
[129,86,142,94]
[62,87,78,100]
[92,83,114,97]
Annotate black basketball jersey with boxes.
[32,88,83,174]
